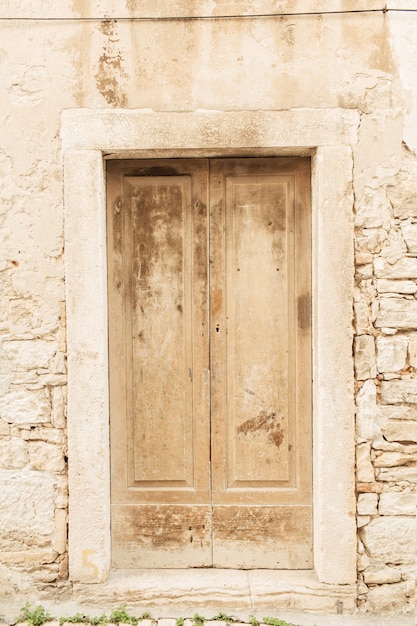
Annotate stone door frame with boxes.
[62,108,358,590]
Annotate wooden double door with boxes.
[107,157,312,569]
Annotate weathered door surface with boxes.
[107,157,312,569]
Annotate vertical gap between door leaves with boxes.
[207,157,214,565]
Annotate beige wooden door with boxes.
[107,157,312,569]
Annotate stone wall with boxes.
[354,144,417,613]
[0,0,416,616]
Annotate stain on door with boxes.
[107,157,312,569]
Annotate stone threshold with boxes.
[72,570,356,614]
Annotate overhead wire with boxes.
[0,6,416,22]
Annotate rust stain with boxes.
[95,19,128,107]
[99,18,116,36]
[238,409,284,448]
[111,194,123,292]
[113,505,211,551]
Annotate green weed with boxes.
[109,607,138,625]
[89,614,108,626]
[192,614,206,626]
[211,614,237,624]
[18,605,54,626]
[263,619,292,626]
[59,614,89,624]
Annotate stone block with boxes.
[375,296,417,329]
[408,333,417,368]
[0,347,12,396]
[52,351,66,374]
[376,335,407,373]
[373,438,417,453]
[379,492,417,515]
[355,187,391,230]
[374,256,417,279]
[39,373,66,386]
[0,387,50,424]
[374,450,417,467]
[387,152,417,219]
[51,386,65,429]
[366,582,409,612]
[1,340,56,370]
[29,441,65,473]
[0,550,58,564]
[357,493,378,515]
[357,515,371,527]
[401,222,417,254]
[376,279,417,294]
[400,564,417,582]
[58,552,68,579]
[364,566,402,584]
[28,427,64,444]
[356,230,386,255]
[54,508,67,554]
[357,580,368,595]
[157,620,177,626]
[380,379,417,404]
[380,327,398,335]
[356,443,374,482]
[353,288,372,335]
[0,437,28,469]
[354,335,376,379]
[356,482,383,493]
[380,415,417,446]
[0,468,56,546]
[355,252,373,265]
[377,466,417,481]
[360,517,415,564]
[356,265,373,281]
[356,380,381,441]
[381,404,417,421]
[55,475,68,509]
[8,297,59,339]
[357,551,371,571]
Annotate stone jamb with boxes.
[62,108,357,592]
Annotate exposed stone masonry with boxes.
[354,144,417,613]
[0,324,68,588]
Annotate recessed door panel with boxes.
[226,175,294,486]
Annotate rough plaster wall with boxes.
[0,0,416,614]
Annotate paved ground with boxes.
[1,609,414,626]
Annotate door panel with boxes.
[128,176,193,486]
[226,174,294,486]
[212,505,312,568]
[107,160,211,567]
[107,157,312,569]
[209,158,312,567]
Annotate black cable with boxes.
[0,6,416,22]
